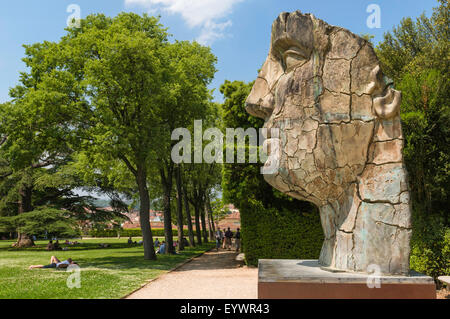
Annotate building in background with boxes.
[216,204,241,231]
[121,210,170,229]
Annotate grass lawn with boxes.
[0,237,214,299]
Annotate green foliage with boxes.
[359,33,375,44]
[398,69,449,216]
[0,208,79,238]
[220,80,322,265]
[376,0,449,82]
[241,199,323,266]
[410,218,450,279]
[376,0,449,277]
[89,228,197,238]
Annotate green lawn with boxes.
[0,237,214,299]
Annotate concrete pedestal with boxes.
[258,260,436,299]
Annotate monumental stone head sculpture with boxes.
[246,11,411,275]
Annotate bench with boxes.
[437,276,450,290]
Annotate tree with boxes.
[0,208,79,239]
[210,198,230,228]
[0,38,83,246]
[152,40,216,252]
[39,13,217,258]
[376,0,449,82]
[52,13,172,259]
[181,168,196,247]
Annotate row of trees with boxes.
[0,13,221,260]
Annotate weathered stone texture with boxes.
[351,94,374,121]
[246,11,411,275]
[319,90,351,123]
[351,44,379,96]
[353,202,411,275]
[323,59,351,94]
[359,163,408,204]
[328,30,363,60]
[368,140,403,165]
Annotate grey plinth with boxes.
[258,260,436,299]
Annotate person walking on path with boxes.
[215,227,223,251]
[234,228,241,252]
[221,229,226,249]
[224,227,233,250]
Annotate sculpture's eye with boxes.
[283,47,308,72]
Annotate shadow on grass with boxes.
[81,254,191,271]
[75,245,215,271]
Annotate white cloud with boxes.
[125,0,244,44]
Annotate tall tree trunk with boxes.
[136,164,156,260]
[182,183,195,247]
[200,201,208,243]
[206,196,216,233]
[175,165,185,251]
[15,183,34,248]
[205,200,214,241]
[160,166,175,254]
[194,203,202,245]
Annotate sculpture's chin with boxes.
[263,173,280,190]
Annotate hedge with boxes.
[409,211,450,280]
[240,199,324,266]
[89,228,198,238]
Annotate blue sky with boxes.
[0,0,437,103]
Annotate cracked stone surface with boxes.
[246,11,411,275]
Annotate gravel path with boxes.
[126,249,258,299]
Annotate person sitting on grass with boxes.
[46,240,55,251]
[157,241,166,254]
[29,256,78,269]
[53,240,62,251]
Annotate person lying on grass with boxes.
[28,256,78,269]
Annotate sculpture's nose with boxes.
[245,77,275,119]
[245,57,278,120]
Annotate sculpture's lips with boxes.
[245,102,273,120]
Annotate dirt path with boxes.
[126,249,258,299]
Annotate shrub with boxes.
[409,212,450,280]
[240,199,324,266]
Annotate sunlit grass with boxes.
[0,238,214,299]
